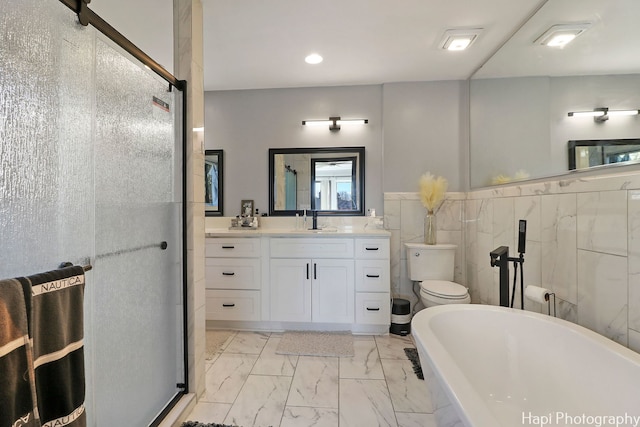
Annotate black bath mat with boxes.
[182,422,239,427]
[404,347,424,380]
[182,422,271,427]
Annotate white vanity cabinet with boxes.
[354,238,391,326]
[269,238,355,324]
[205,237,261,321]
[205,230,391,333]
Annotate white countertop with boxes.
[205,227,391,237]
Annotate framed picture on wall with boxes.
[205,149,223,216]
[241,199,254,217]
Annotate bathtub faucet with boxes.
[490,246,510,307]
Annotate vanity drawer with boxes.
[355,292,390,325]
[205,258,261,290]
[270,237,354,258]
[355,260,390,292]
[206,289,261,321]
[355,238,389,259]
[206,238,261,258]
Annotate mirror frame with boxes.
[268,146,365,216]
[204,149,224,216]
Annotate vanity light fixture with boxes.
[302,116,368,131]
[535,23,591,48]
[567,107,640,123]
[439,29,482,51]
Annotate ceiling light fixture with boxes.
[305,53,323,64]
[535,23,591,48]
[302,116,368,131]
[568,107,639,123]
[439,29,482,51]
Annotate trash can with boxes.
[390,298,411,336]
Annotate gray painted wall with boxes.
[382,81,467,192]
[204,81,467,216]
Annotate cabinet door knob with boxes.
[222,303,235,308]
[366,307,380,311]
[222,245,235,249]
[222,272,235,276]
[365,247,379,251]
[366,274,380,278]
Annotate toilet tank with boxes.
[405,243,456,281]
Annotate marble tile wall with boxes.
[174,0,206,398]
[383,193,466,311]
[384,170,640,352]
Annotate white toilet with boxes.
[405,243,471,307]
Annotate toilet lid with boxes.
[421,280,468,299]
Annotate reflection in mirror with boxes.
[205,149,223,216]
[311,157,357,211]
[469,0,640,188]
[269,147,365,216]
[568,139,640,171]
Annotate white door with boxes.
[270,258,312,322]
[312,259,355,323]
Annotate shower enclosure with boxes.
[0,0,186,425]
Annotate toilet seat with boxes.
[420,280,469,300]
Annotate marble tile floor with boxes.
[186,331,436,427]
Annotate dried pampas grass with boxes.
[419,172,448,212]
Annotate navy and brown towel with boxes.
[0,265,86,427]
[19,265,87,427]
[0,278,40,427]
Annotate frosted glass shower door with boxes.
[1,1,185,425]
[91,39,183,425]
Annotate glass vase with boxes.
[424,210,437,245]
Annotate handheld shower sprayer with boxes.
[510,220,527,309]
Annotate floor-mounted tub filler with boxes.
[412,305,640,427]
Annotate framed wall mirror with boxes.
[268,147,365,216]
[205,149,223,216]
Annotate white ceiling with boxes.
[201,0,544,91]
[91,0,640,92]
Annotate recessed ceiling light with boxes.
[440,29,482,51]
[305,53,323,64]
[535,24,591,47]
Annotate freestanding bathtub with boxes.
[412,304,640,427]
